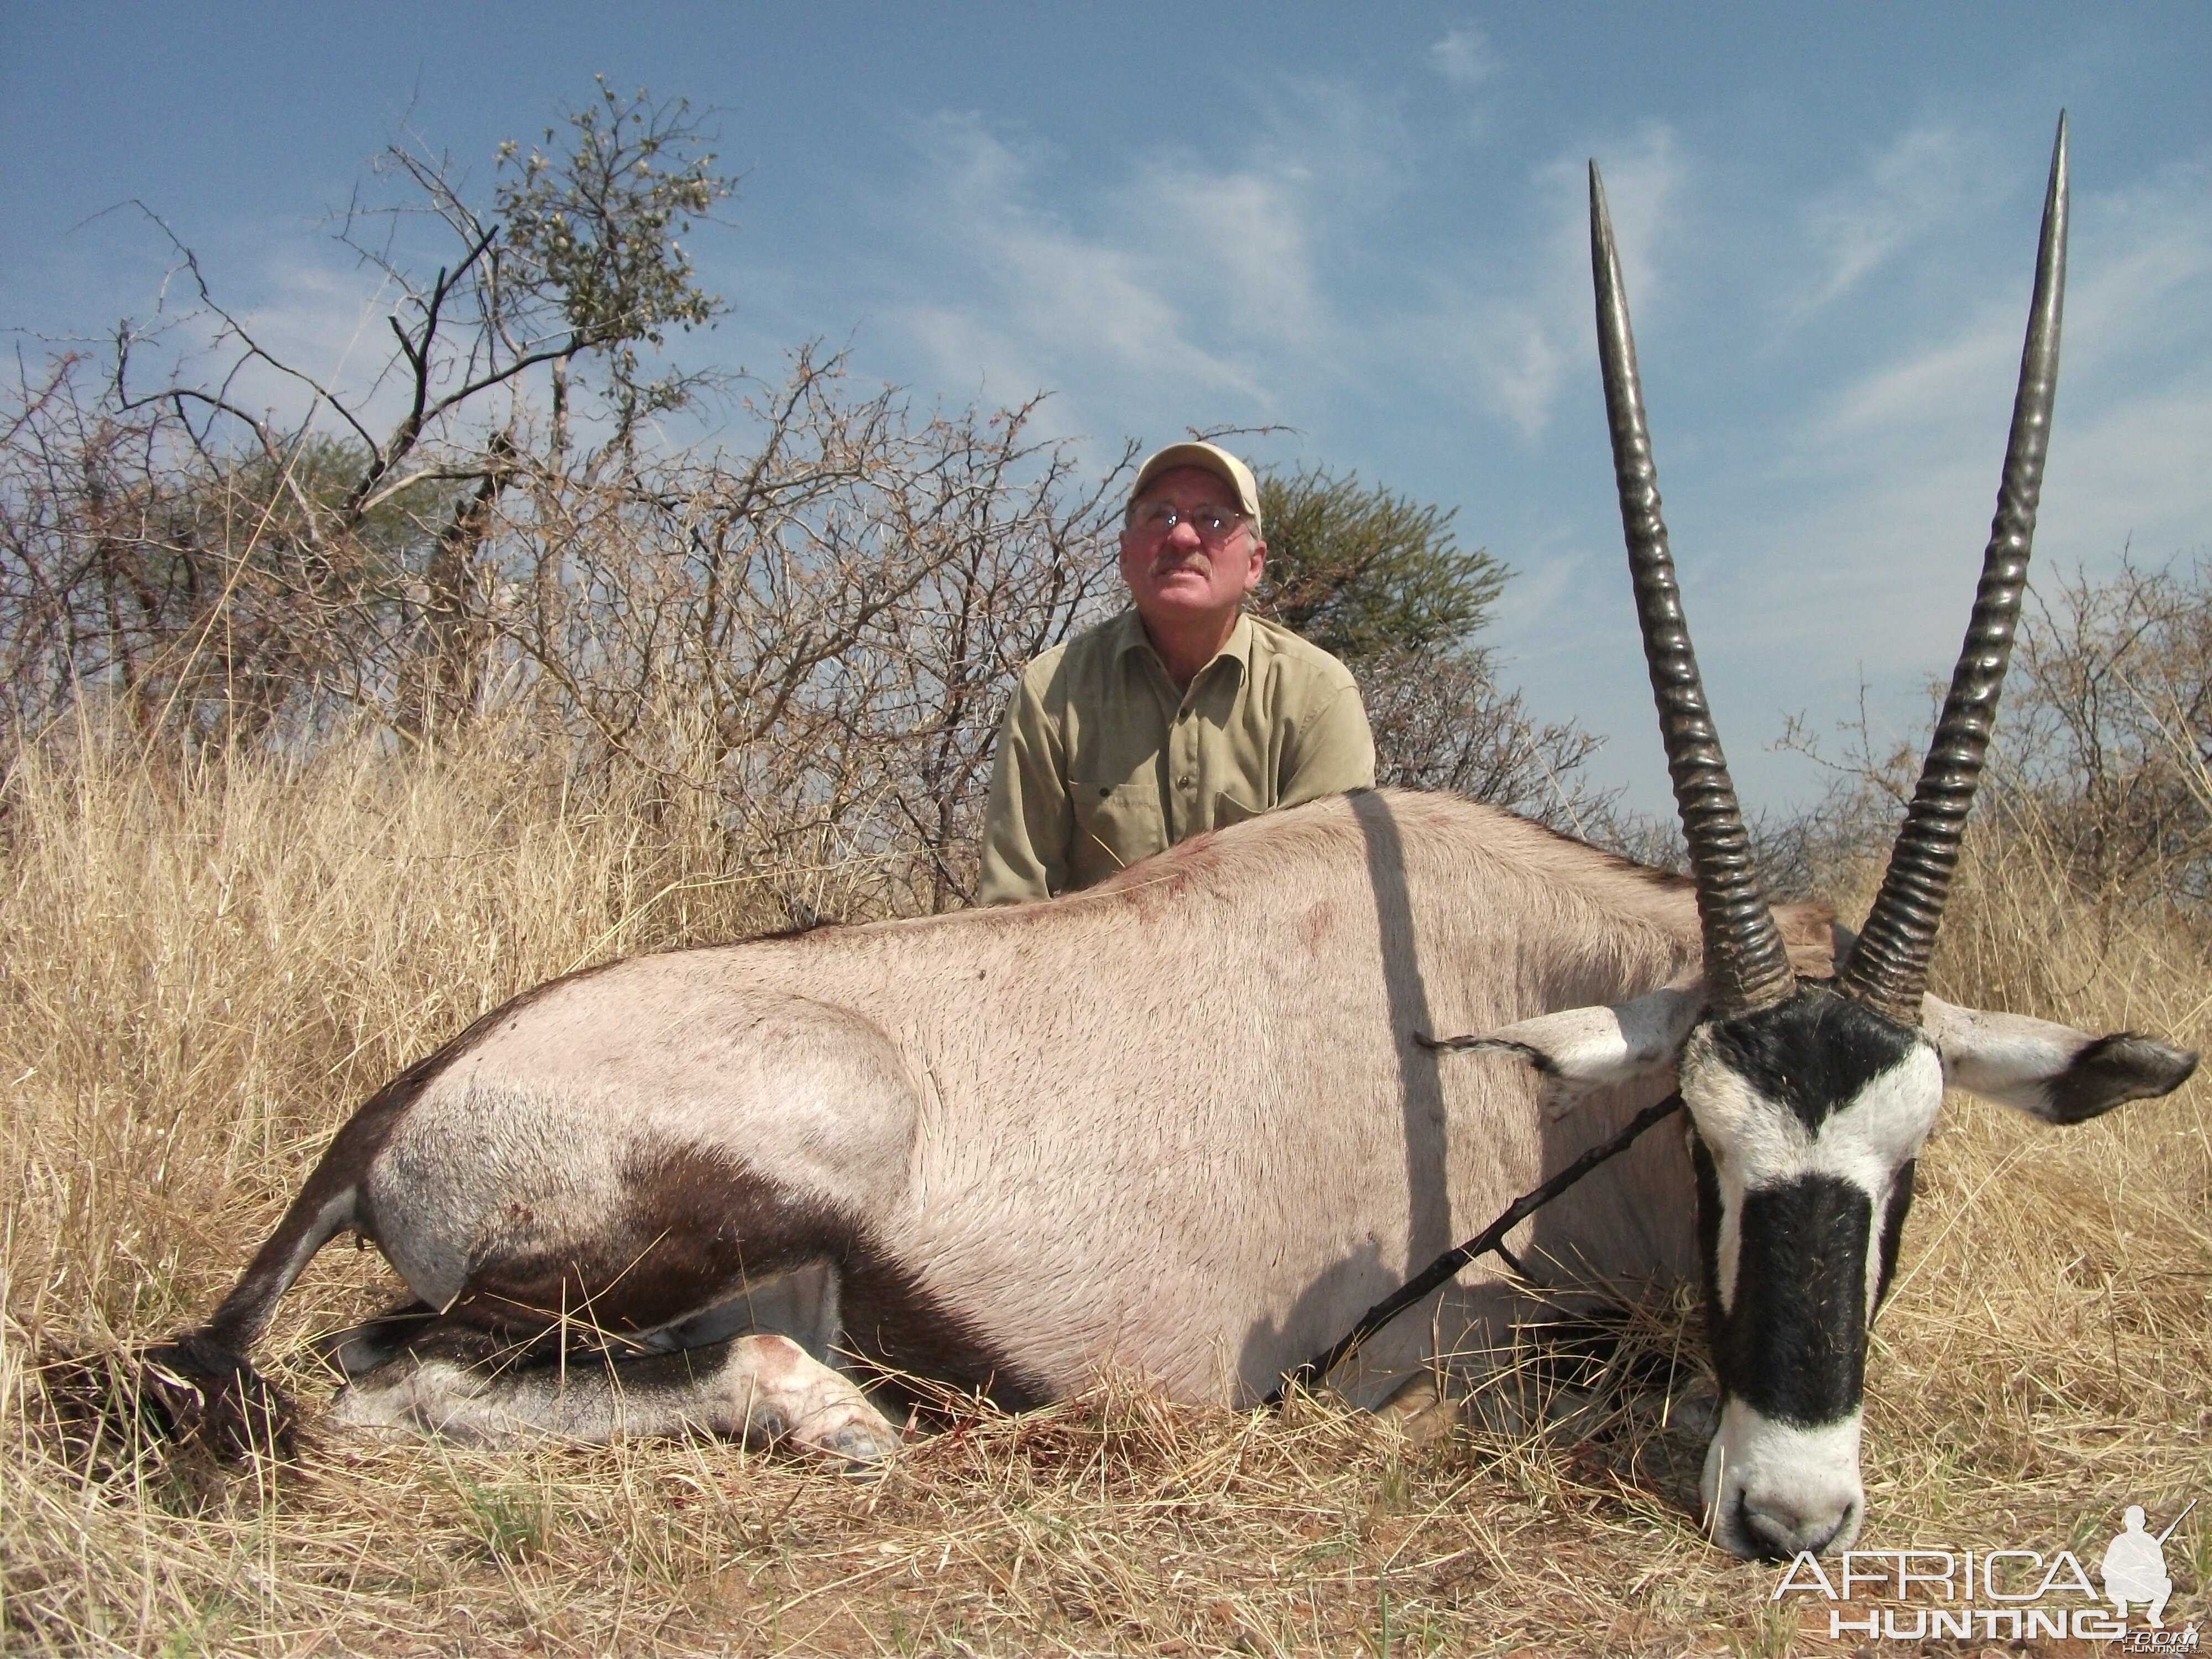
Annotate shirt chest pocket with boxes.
[1209,790,1264,831]
[1070,778,1166,886]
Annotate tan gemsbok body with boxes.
[145,116,2192,1558]
[158,792,1836,1457]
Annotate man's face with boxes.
[1118,465,1265,633]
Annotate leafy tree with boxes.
[1252,466,1505,661]
[1249,465,1609,832]
[487,78,731,445]
[100,81,735,738]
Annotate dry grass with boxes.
[4,724,2209,1656]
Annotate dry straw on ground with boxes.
[4,723,2208,1657]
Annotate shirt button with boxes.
[1177,776,1195,790]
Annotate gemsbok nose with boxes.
[1739,1486,1862,1562]
[1704,1404,1866,1558]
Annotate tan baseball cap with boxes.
[1129,441,1264,536]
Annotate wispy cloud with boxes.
[1412,124,1686,438]
[1795,126,1983,313]
[1495,132,2212,810]
[889,116,1258,418]
[88,230,417,448]
[873,97,1395,445]
[1429,24,1495,89]
[234,247,410,420]
[847,83,1699,460]
[2017,156,2212,563]
[1125,159,1327,354]
[1712,147,2212,676]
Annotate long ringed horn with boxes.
[1589,161,1795,1016]
[1838,114,2069,1024]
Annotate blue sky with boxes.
[6,3,2208,811]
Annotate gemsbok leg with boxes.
[330,1318,901,1457]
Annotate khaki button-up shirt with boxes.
[977,609,1376,905]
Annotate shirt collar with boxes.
[1113,607,1255,683]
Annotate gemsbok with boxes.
[137,116,2192,1559]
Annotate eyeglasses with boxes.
[1125,500,1249,543]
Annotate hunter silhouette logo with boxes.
[2106,1501,2192,1629]
[1771,1500,2199,1644]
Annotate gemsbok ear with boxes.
[1921,995,2198,1124]
[1438,984,1703,1117]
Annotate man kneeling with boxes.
[979,441,1375,904]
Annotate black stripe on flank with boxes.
[439,1143,847,1342]
[1706,987,1919,1137]
[436,1143,1050,1413]
[842,1248,1051,1414]
[1713,1173,1871,1428]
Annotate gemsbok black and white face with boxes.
[1481,971,2189,1557]
[1474,115,2197,1559]
[1677,986,1934,1557]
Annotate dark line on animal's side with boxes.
[1350,792,1453,1281]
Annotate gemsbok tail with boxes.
[126,1045,439,1460]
